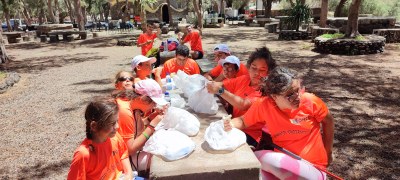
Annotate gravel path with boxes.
[1,27,399,179]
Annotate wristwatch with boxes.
[217,87,225,95]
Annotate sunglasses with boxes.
[284,86,305,102]
[118,76,134,82]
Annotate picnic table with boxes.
[3,32,24,44]
[36,24,73,36]
[150,93,261,179]
[48,30,88,41]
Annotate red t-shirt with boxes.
[209,63,249,79]
[223,75,263,141]
[243,93,329,168]
[160,58,201,78]
[137,33,157,55]
[67,133,129,180]
[183,31,203,53]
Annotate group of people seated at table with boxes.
[67,24,335,180]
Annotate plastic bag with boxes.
[143,129,195,161]
[170,93,186,108]
[157,107,200,136]
[188,88,219,114]
[204,117,246,151]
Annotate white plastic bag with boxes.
[170,93,186,108]
[204,118,246,151]
[188,88,219,114]
[157,107,200,136]
[143,129,195,161]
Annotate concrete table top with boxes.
[149,100,261,180]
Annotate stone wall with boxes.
[327,17,397,34]
[314,35,386,55]
[373,29,400,43]
[279,30,311,40]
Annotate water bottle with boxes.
[166,73,172,90]
[164,40,169,52]
[164,92,171,104]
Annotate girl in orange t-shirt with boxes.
[206,47,277,146]
[113,72,166,176]
[225,67,335,179]
[68,97,133,180]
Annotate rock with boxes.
[40,35,47,42]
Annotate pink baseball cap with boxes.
[131,55,156,70]
[219,55,241,70]
[134,79,168,106]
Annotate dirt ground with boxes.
[0,27,399,179]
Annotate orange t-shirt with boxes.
[209,63,249,79]
[160,58,201,78]
[137,33,157,55]
[223,75,263,141]
[116,98,136,144]
[243,93,329,168]
[67,133,129,180]
[183,31,203,53]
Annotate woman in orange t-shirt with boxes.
[68,97,133,180]
[206,47,277,146]
[225,67,335,179]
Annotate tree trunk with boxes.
[64,0,74,23]
[226,0,232,7]
[166,0,173,25]
[103,2,110,23]
[263,0,272,18]
[334,0,347,17]
[22,2,33,26]
[345,0,361,38]
[0,27,9,63]
[140,7,147,31]
[0,0,12,32]
[98,5,104,21]
[320,0,328,27]
[54,0,60,23]
[288,0,295,6]
[47,0,56,23]
[192,0,203,32]
[39,6,45,24]
[238,0,250,14]
[74,0,85,30]
[82,7,87,24]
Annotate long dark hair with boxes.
[84,97,119,139]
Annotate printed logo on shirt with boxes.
[289,115,309,125]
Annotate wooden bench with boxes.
[373,29,400,43]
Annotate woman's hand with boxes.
[223,119,233,132]
[206,81,222,94]
[152,67,163,77]
[149,115,164,127]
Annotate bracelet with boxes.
[147,124,156,132]
[142,132,150,140]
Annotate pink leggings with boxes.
[254,150,326,180]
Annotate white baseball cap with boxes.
[131,55,156,70]
[134,79,168,106]
[219,55,241,70]
[213,44,231,55]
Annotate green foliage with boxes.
[320,33,345,39]
[285,0,311,31]
[355,35,365,41]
